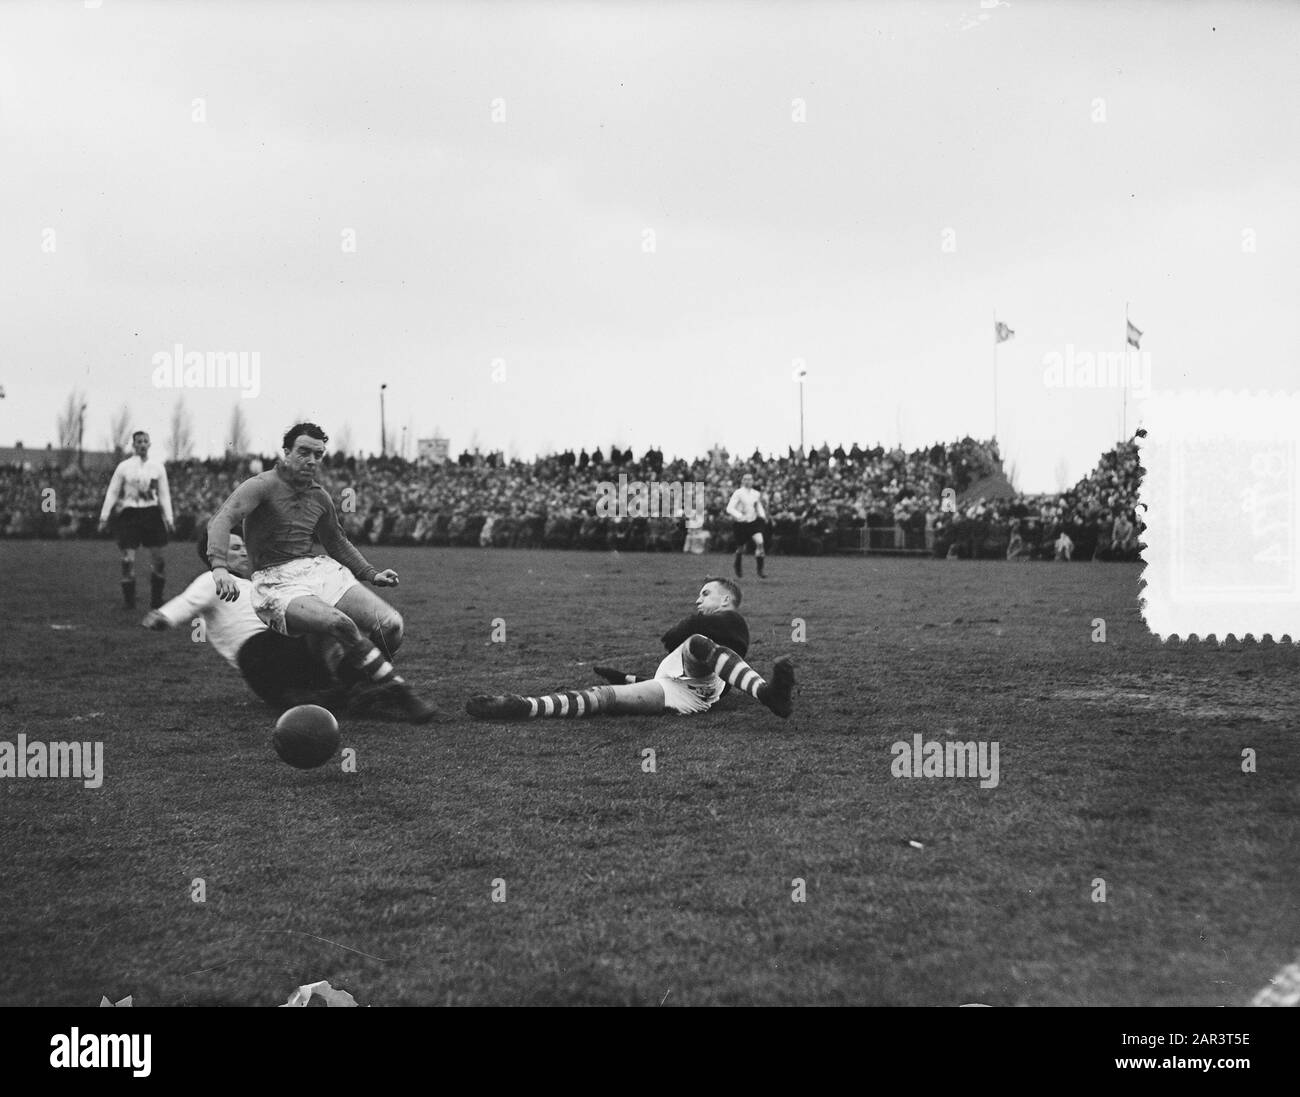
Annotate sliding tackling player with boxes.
[141,530,356,713]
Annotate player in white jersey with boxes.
[140,531,365,714]
[99,431,173,609]
[725,472,768,578]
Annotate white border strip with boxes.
[1251,960,1300,1006]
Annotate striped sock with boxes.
[688,635,767,701]
[523,687,611,718]
[354,646,401,684]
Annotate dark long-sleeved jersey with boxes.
[661,610,749,658]
[205,468,377,581]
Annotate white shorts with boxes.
[656,675,725,715]
[655,640,724,715]
[251,556,358,636]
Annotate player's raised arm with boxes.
[314,494,381,584]
[206,477,268,599]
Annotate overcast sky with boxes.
[2,0,1297,491]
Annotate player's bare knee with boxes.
[374,610,404,655]
[327,610,364,645]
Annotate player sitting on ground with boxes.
[140,530,358,714]
[204,422,438,722]
[466,577,795,721]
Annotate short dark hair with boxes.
[197,522,243,566]
[132,430,149,443]
[703,576,742,607]
[282,422,328,453]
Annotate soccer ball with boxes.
[273,705,341,769]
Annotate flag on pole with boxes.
[1126,319,1143,349]
[994,321,1015,343]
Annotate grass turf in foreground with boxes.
[0,542,1296,1005]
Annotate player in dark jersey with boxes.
[466,577,795,720]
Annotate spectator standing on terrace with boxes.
[1111,510,1137,555]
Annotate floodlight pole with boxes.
[380,383,388,458]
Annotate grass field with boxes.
[1,541,1297,1006]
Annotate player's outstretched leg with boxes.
[285,595,438,723]
[733,546,744,578]
[754,533,766,578]
[685,634,795,718]
[149,552,166,609]
[594,666,642,685]
[120,549,136,609]
[468,685,610,720]
[467,681,666,720]
[336,585,405,660]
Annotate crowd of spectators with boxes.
[934,436,1143,562]
[0,435,1142,561]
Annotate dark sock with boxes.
[150,568,166,609]
[337,661,369,686]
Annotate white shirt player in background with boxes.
[725,472,769,579]
[98,431,174,610]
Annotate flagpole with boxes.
[992,309,998,441]
[1122,301,1128,443]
